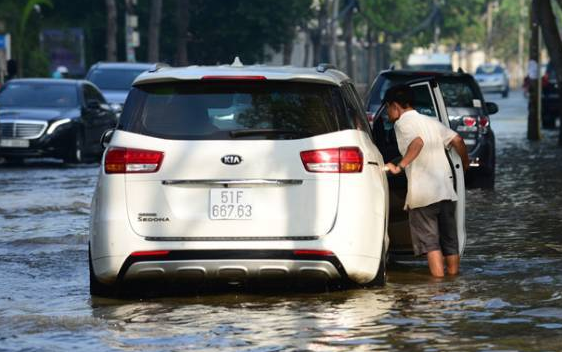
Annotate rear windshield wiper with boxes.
[229,129,311,139]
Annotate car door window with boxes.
[83,84,106,105]
[409,82,439,119]
[342,84,371,134]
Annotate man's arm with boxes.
[385,137,424,174]
[449,134,469,172]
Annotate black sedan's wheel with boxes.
[63,131,85,164]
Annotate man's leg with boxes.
[445,254,460,275]
[438,201,460,276]
[427,250,445,277]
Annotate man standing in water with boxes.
[383,84,469,278]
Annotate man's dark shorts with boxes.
[408,200,459,256]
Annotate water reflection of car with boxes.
[89,63,390,297]
[85,62,159,116]
[366,70,497,189]
[541,61,559,129]
[0,79,117,164]
[474,64,510,98]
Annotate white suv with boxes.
[88,62,390,296]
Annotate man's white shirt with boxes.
[394,109,458,210]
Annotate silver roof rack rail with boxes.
[316,63,337,73]
[148,62,170,73]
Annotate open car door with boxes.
[370,78,466,257]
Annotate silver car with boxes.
[474,64,510,98]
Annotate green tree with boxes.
[187,0,312,64]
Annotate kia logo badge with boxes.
[221,155,243,165]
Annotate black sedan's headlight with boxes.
[46,118,71,135]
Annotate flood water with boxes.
[1,90,562,351]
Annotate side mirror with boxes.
[100,129,114,149]
[87,100,101,110]
[485,102,499,115]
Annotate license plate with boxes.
[456,125,477,132]
[0,139,30,148]
[464,139,476,146]
[209,188,253,220]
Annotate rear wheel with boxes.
[502,89,508,98]
[2,157,25,165]
[542,114,556,129]
[89,246,117,297]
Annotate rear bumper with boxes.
[97,250,346,286]
[478,83,507,93]
[467,132,495,174]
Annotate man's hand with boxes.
[385,162,402,175]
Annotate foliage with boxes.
[0,0,533,76]
[187,0,313,64]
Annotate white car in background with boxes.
[474,63,510,98]
[89,61,390,296]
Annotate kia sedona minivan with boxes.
[89,62,390,296]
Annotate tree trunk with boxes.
[282,40,294,65]
[343,0,354,79]
[148,0,162,62]
[528,0,541,141]
[176,0,190,66]
[329,0,339,65]
[105,0,117,61]
[303,30,310,66]
[537,0,562,145]
[366,27,376,86]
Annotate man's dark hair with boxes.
[383,84,414,108]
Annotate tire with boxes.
[64,130,85,164]
[2,157,25,165]
[365,242,387,287]
[542,115,556,129]
[502,89,508,98]
[89,246,117,297]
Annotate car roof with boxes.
[380,69,474,79]
[133,65,350,87]
[90,62,157,70]
[5,78,83,86]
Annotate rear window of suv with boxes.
[119,81,353,140]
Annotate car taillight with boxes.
[479,116,489,128]
[130,250,170,257]
[542,74,549,87]
[293,250,334,256]
[105,147,164,174]
[463,116,477,127]
[478,116,490,133]
[300,147,363,173]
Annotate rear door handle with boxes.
[367,161,379,166]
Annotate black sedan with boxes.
[0,79,117,164]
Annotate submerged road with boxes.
[1,90,562,351]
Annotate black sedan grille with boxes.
[0,121,48,139]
